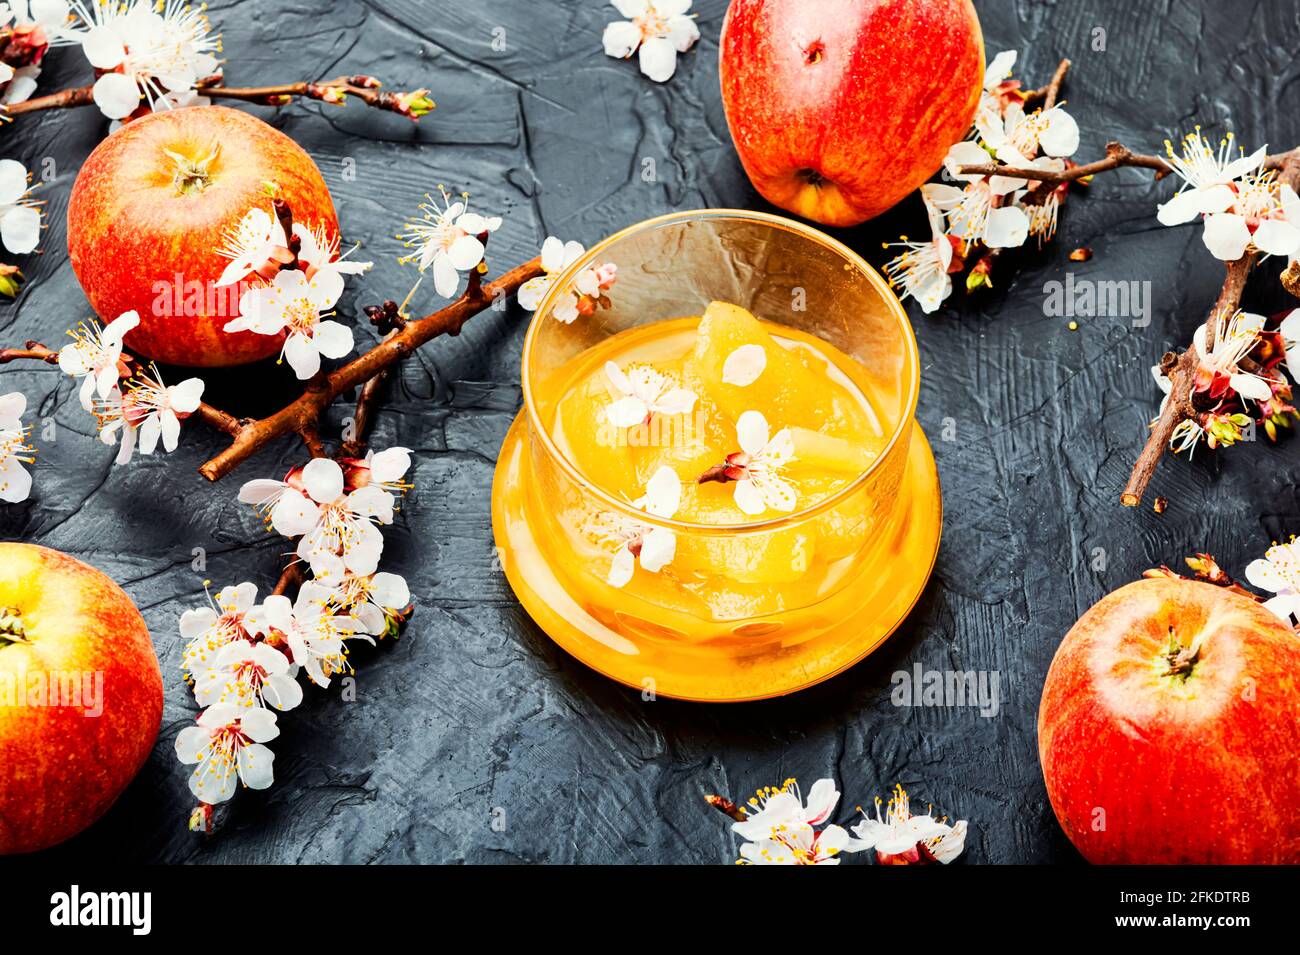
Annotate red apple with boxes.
[67,105,339,367]
[1038,577,1300,864]
[0,543,162,854]
[719,0,984,227]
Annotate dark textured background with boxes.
[3,0,1299,864]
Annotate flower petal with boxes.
[302,457,344,503]
[0,159,29,207]
[283,332,321,379]
[447,233,486,271]
[92,72,140,120]
[517,276,551,311]
[983,205,1029,248]
[638,526,676,572]
[733,477,767,515]
[736,410,769,456]
[0,204,41,255]
[607,546,635,588]
[641,465,681,518]
[313,320,355,360]
[1252,218,1300,258]
[637,36,678,83]
[1202,213,1252,261]
[82,25,126,69]
[722,344,767,387]
[606,396,648,428]
[602,20,641,59]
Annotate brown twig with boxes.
[197,256,542,482]
[957,141,1174,185]
[339,349,394,458]
[0,84,95,118]
[0,340,58,364]
[1024,57,1072,110]
[2,75,433,121]
[270,561,303,597]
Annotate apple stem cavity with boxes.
[165,141,222,197]
[0,606,30,646]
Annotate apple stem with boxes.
[1161,625,1201,680]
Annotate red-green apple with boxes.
[0,543,162,854]
[719,0,985,226]
[1038,578,1300,864]
[67,106,339,367]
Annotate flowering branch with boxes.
[705,777,969,866]
[1121,252,1260,506]
[947,63,1300,507]
[956,140,1174,187]
[2,75,434,122]
[980,144,1300,507]
[196,255,542,482]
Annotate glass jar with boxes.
[492,210,940,701]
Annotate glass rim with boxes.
[520,208,921,534]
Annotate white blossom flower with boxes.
[174,702,278,804]
[398,186,502,298]
[180,581,258,678]
[214,205,291,287]
[0,158,42,255]
[883,184,962,313]
[193,639,303,712]
[733,778,859,866]
[604,360,697,428]
[293,220,371,303]
[849,784,968,864]
[0,2,76,104]
[552,260,617,324]
[720,410,796,516]
[518,235,584,311]
[313,552,410,636]
[239,457,394,577]
[245,581,363,688]
[721,343,767,386]
[602,0,698,83]
[929,161,1029,249]
[1192,310,1273,401]
[976,100,1079,163]
[1245,538,1300,623]
[71,0,221,120]
[228,268,354,380]
[57,310,139,410]
[94,365,204,464]
[605,465,680,588]
[0,390,34,503]
[1156,128,1267,227]
[1200,172,1300,261]
[350,446,413,499]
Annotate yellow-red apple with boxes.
[719,0,984,226]
[0,543,162,854]
[1038,577,1300,864]
[67,106,339,367]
